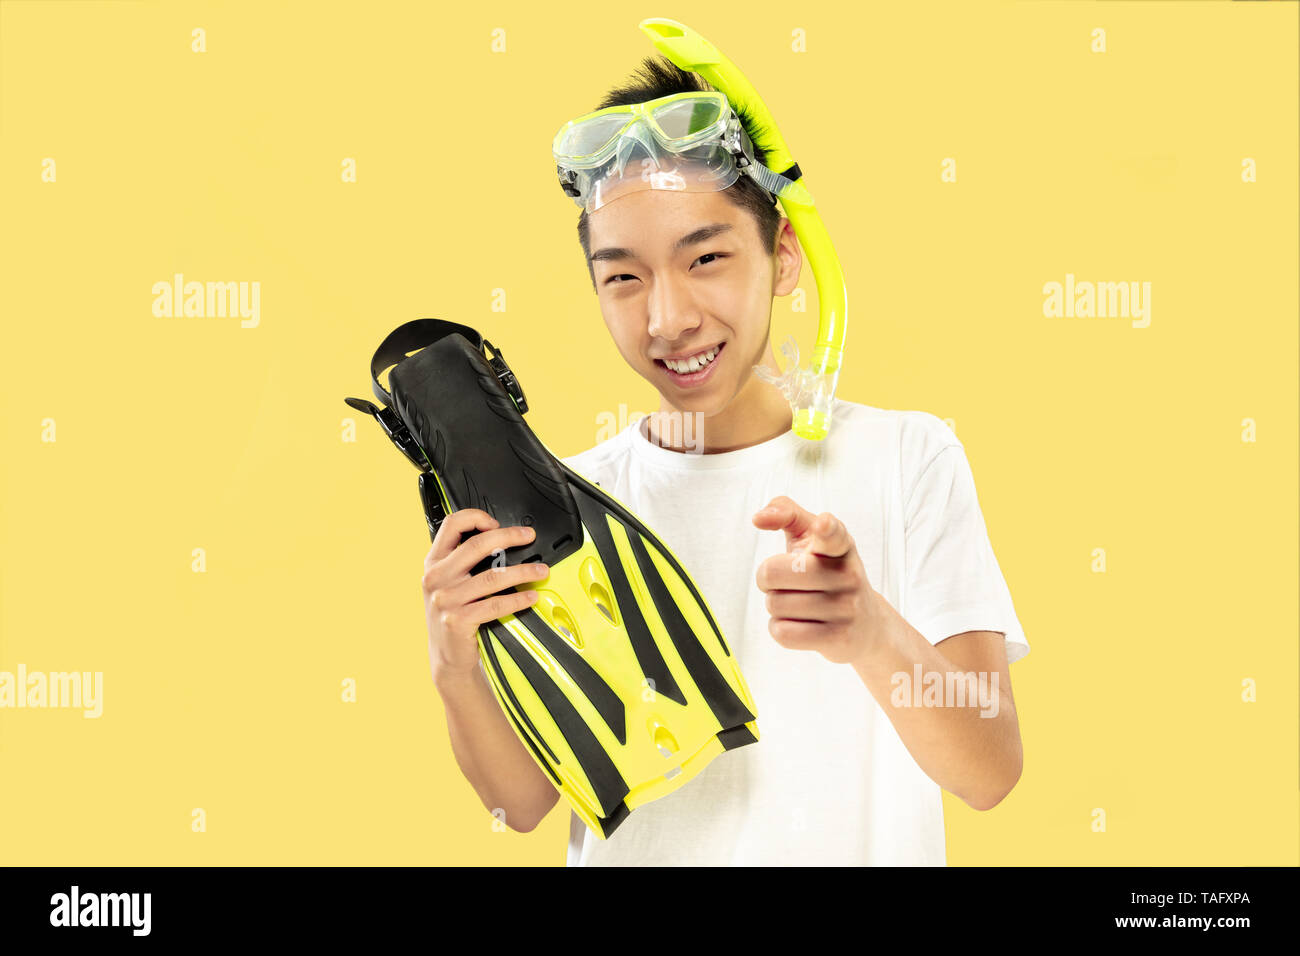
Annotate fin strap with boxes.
[367,319,483,408]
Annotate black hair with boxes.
[573,55,783,287]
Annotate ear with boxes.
[771,217,803,297]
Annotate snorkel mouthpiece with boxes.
[638,17,847,440]
[753,336,840,440]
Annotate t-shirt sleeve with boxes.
[902,442,1030,664]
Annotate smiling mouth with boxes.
[656,342,724,375]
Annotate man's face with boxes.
[586,185,800,418]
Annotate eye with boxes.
[694,252,727,268]
[604,273,638,286]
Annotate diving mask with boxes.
[553,91,802,213]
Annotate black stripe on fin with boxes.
[716,725,759,751]
[561,463,731,657]
[623,530,757,730]
[485,620,630,818]
[599,802,631,839]
[571,488,687,706]
[480,626,562,774]
[514,607,627,745]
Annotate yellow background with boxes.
[1,0,1295,865]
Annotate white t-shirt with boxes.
[558,398,1029,866]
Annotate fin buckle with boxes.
[344,396,429,472]
[484,340,528,413]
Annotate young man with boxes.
[422,57,1029,865]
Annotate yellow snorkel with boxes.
[639,18,847,440]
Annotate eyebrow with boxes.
[588,222,734,264]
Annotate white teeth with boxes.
[664,345,720,374]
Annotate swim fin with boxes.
[345,319,759,839]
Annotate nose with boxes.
[646,270,703,344]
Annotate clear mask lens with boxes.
[648,96,727,143]
[556,112,634,162]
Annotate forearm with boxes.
[433,664,559,831]
[852,591,1022,810]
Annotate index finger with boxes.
[753,495,818,550]
[427,508,499,565]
